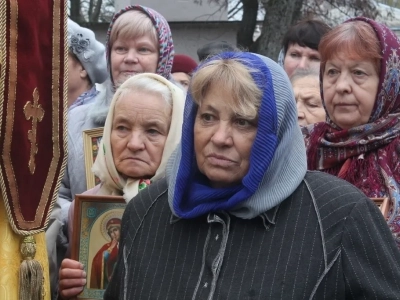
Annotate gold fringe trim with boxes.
[19,236,44,300]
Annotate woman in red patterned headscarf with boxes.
[304,17,400,247]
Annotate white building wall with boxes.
[89,22,238,62]
[170,22,237,60]
[115,0,227,22]
[109,0,233,59]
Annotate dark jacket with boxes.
[105,171,400,299]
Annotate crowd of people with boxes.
[50,4,400,300]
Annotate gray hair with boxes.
[117,75,172,108]
[290,68,320,85]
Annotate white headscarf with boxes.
[92,73,185,202]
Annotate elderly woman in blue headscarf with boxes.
[104,52,400,299]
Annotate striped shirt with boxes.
[104,171,400,299]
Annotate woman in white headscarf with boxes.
[88,74,183,201]
[58,73,184,299]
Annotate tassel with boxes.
[19,235,44,300]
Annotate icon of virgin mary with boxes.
[90,217,121,289]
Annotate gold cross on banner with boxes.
[23,88,45,174]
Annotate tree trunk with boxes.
[236,0,259,50]
[255,0,304,60]
[88,0,103,22]
[88,0,94,22]
[70,0,82,22]
[92,0,103,22]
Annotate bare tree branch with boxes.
[192,2,228,21]
[228,6,243,20]
[69,0,114,23]
[228,0,241,15]
[202,0,388,58]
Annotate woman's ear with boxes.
[80,68,88,80]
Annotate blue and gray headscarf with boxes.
[167,52,307,219]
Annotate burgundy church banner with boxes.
[0,0,67,235]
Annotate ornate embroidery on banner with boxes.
[0,0,65,234]
[23,88,45,174]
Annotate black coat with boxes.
[104,171,400,299]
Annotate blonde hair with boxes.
[190,58,262,119]
[109,10,158,49]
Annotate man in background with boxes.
[171,54,198,91]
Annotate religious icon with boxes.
[72,194,125,299]
[89,215,121,289]
[370,197,390,219]
[83,127,104,189]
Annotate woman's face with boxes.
[284,43,321,78]
[108,226,121,241]
[111,91,171,179]
[68,53,88,104]
[110,35,159,87]
[171,72,191,91]
[194,85,257,188]
[323,55,379,129]
[293,76,325,126]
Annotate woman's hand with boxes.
[59,259,86,299]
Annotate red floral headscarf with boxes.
[304,17,400,247]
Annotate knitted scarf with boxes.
[69,86,99,111]
[167,52,307,219]
[305,17,400,245]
